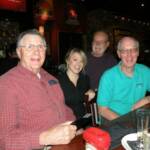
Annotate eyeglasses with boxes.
[120,48,138,55]
[19,44,47,52]
[93,40,108,45]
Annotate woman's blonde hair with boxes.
[65,48,87,68]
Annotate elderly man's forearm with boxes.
[98,107,119,120]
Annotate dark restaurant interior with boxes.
[0,1,150,150]
[0,0,150,75]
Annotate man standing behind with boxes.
[0,29,76,150]
[97,36,150,120]
[85,30,117,91]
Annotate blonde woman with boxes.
[58,48,95,119]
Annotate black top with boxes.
[58,72,90,119]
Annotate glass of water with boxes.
[136,108,149,149]
[143,132,150,150]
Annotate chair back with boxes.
[84,95,99,126]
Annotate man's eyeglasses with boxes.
[19,44,47,52]
[119,48,138,55]
[93,40,108,45]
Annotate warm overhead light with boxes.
[141,3,144,7]
[38,26,45,36]
[34,0,54,26]
[65,2,80,25]
[40,10,49,21]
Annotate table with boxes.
[51,103,150,150]
[51,135,124,150]
[51,135,85,150]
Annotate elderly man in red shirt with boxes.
[0,29,76,150]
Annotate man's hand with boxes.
[39,121,77,146]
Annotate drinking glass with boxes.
[143,132,150,150]
[136,108,149,149]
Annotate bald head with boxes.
[93,31,109,42]
[117,36,139,52]
[92,31,110,57]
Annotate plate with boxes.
[121,133,137,150]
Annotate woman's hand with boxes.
[85,89,95,101]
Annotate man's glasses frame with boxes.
[19,44,47,52]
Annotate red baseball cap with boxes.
[83,127,111,150]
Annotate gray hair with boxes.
[16,29,47,48]
[117,36,139,51]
